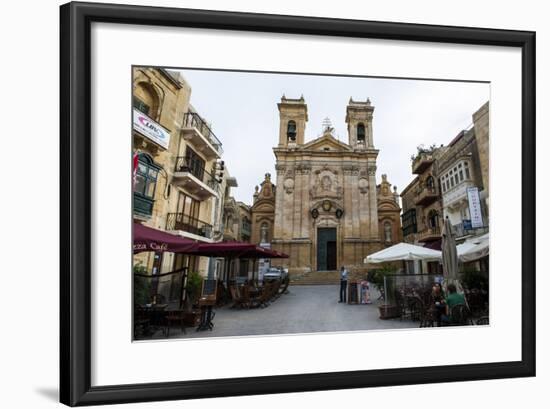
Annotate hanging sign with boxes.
[467,187,484,228]
[133,108,170,149]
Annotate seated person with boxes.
[441,283,466,324]
[431,283,446,326]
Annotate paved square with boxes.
[154,284,420,340]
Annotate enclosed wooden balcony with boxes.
[412,152,434,174]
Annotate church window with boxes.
[384,222,392,242]
[357,123,366,142]
[260,222,269,243]
[287,120,297,142]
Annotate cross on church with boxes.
[322,117,334,133]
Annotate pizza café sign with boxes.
[133,108,170,149]
[133,242,169,252]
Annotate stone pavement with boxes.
[150,284,419,340]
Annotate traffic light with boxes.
[215,160,224,183]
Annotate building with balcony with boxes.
[436,104,489,242]
[401,101,490,249]
[132,67,227,304]
[401,145,446,247]
[222,182,252,243]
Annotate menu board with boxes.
[200,279,217,305]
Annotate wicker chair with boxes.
[165,310,187,337]
[447,304,473,326]
[476,316,489,325]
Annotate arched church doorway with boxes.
[317,227,337,271]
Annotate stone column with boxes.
[273,163,286,240]
[301,165,311,239]
[368,163,378,239]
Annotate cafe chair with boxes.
[165,310,187,337]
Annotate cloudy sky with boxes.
[176,68,489,205]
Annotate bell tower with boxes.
[346,97,375,149]
[278,95,308,147]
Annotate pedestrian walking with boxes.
[339,265,348,303]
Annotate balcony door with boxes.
[176,192,200,232]
[185,147,205,180]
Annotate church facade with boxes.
[266,96,401,274]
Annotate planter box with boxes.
[183,311,201,327]
[378,304,400,319]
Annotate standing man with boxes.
[339,265,348,303]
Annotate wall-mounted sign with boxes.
[467,187,484,228]
[133,108,170,149]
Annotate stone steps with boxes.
[290,270,341,285]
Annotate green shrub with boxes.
[133,264,151,305]
[460,268,488,291]
[185,271,203,306]
[368,264,396,291]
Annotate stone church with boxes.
[251,96,402,275]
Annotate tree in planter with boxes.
[368,264,400,319]
[133,264,151,305]
[184,271,203,311]
[368,264,396,300]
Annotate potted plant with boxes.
[133,264,151,305]
[183,271,203,326]
[370,264,401,319]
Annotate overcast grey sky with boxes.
[177,68,489,205]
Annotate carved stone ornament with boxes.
[310,168,342,199]
[295,163,312,174]
[283,177,294,194]
[275,164,286,175]
[367,165,377,176]
[342,164,359,175]
[358,178,369,194]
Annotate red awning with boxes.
[189,241,289,259]
[133,223,199,254]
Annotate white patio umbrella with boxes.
[441,218,458,281]
[364,243,442,314]
[458,233,489,262]
[364,242,442,264]
[441,217,468,307]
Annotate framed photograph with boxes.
[60,1,535,406]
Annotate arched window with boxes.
[287,120,297,142]
[357,123,366,142]
[426,175,435,192]
[384,221,392,243]
[260,222,269,243]
[427,210,439,229]
[133,82,160,119]
[134,153,160,199]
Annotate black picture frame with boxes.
[60,1,536,406]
